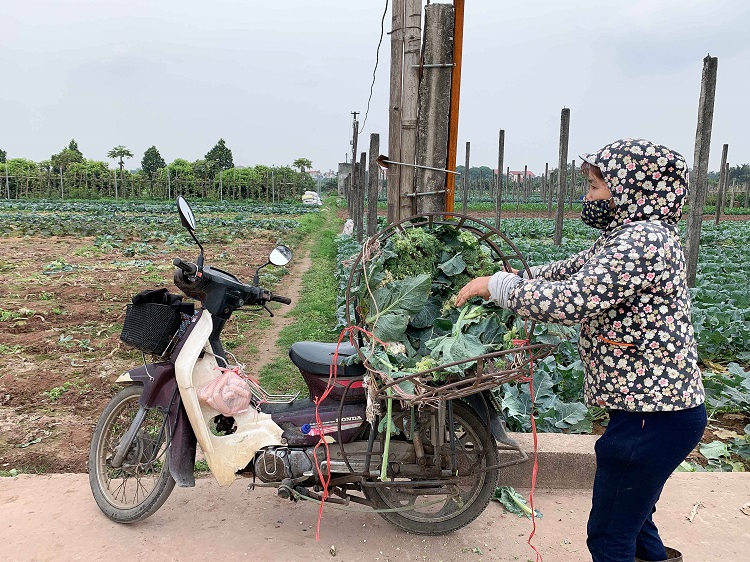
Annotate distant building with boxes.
[493,169,536,182]
[307,169,336,180]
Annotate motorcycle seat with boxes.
[288,341,366,377]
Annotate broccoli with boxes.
[384,228,443,280]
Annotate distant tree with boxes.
[192,159,219,197]
[293,158,312,174]
[205,138,234,171]
[0,148,6,163]
[141,146,166,188]
[107,145,134,196]
[68,139,84,159]
[50,139,84,172]
[730,163,750,184]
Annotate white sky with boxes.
[1,0,748,175]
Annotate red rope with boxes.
[513,336,543,562]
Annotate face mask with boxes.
[581,198,615,229]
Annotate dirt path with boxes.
[251,247,312,374]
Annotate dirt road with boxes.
[2,472,749,562]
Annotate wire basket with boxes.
[367,343,556,405]
[120,303,182,356]
[344,212,558,405]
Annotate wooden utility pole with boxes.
[462,141,470,214]
[367,133,380,238]
[685,55,718,287]
[387,0,404,224]
[715,144,728,224]
[495,129,504,226]
[445,0,464,213]
[554,108,570,246]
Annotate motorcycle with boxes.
[88,196,525,535]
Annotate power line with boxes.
[359,0,389,133]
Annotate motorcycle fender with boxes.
[117,362,197,488]
[462,392,518,448]
[174,310,283,486]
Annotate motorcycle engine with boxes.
[254,448,314,482]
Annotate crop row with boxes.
[0,199,319,217]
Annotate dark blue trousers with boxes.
[587,404,707,562]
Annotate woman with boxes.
[455,138,706,562]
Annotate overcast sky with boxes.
[2,0,748,175]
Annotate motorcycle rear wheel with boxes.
[364,401,499,535]
[89,384,175,523]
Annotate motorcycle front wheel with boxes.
[88,384,175,523]
[363,400,500,535]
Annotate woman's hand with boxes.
[455,276,492,307]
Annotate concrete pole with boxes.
[399,0,422,219]
[462,141,470,214]
[554,108,570,246]
[685,55,718,287]
[715,144,728,224]
[349,114,359,220]
[495,129,504,227]
[730,179,736,210]
[387,0,404,224]
[5,163,9,199]
[416,3,453,214]
[367,133,380,238]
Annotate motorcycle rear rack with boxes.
[208,350,299,404]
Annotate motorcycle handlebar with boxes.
[270,294,292,305]
[172,258,198,276]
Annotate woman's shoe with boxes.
[635,546,683,562]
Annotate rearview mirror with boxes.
[269,245,292,266]
[177,196,196,231]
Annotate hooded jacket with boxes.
[503,138,704,412]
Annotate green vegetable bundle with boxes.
[344,217,532,395]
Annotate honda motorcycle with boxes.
[88,197,525,535]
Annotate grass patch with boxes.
[259,201,342,394]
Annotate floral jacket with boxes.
[509,139,704,412]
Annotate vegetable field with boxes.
[335,214,750,470]
[0,199,315,474]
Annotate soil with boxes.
[0,235,309,474]
[2,208,748,474]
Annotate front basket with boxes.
[120,303,181,356]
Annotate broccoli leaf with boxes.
[410,295,443,329]
[366,274,431,325]
[373,312,409,342]
[438,253,466,276]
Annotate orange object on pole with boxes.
[445,0,464,213]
